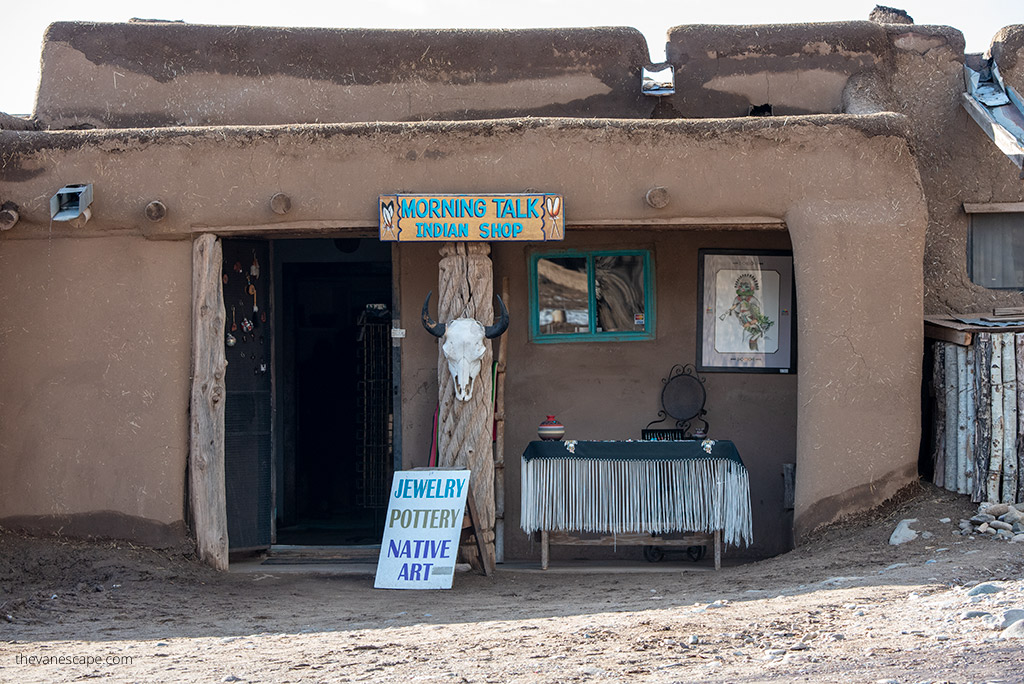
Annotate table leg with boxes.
[541,530,549,570]
[714,529,721,570]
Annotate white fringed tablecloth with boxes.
[520,439,753,548]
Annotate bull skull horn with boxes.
[484,295,510,339]
[421,291,446,338]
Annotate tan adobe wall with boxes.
[989,25,1024,95]
[33,23,653,129]
[890,24,1024,314]
[665,22,895,117]
[1,113,927,548]
[0,236,191,547]
[399,230,798,559]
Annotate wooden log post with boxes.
[944,342,958,490]
[988,334,1005,503]
[1018,334,1024,504]
[436,242,496,570]
[1003,333,1018,503]
[966,345,977,496]
[932,343,946,489]
[956,345,969,494]
[973,334,993,503]
[189,234,229,571]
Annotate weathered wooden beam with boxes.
[138,216,789,240]
[932,343,946,489]
[189,234,229,571]
[956,345,969,494]
[988,334,1006,503]
[973,334,993,502]
[1003,334,1018,503]
[925,323,973,347]
[1011,333,1024,502]
[0,202,19,232]
[944,343,959,490]
[964,202,1024,214]
[1020,334,1024,505]
[437,242,496,567]
[966,345,978,496]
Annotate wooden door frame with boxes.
[189,236,400,567]
[391,242,402,475]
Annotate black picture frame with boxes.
[697,249,796,373]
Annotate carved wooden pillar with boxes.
[437,242,496,562]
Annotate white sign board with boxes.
[374,469,470,590]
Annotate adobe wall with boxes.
[398,228,798,558]
[665,22,893,117]
[990,25,1024,94]
[30,18,1024,319]
[916,24,1024,315]
[1,112,926,548]
[34,23,653,129]
[359,116,926,544]
[0,236,191,547]
[9,16,1024,553]
[660,20,1024,318]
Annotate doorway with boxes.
[274,238,394,546]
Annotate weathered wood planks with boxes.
[934,332,1023,505]
[944,342,959,489]
[974,334,993,502]
[932,344,946,489]
[988,334,1005,503]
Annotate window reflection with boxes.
[595,255,645,332]
[537,257,589,334]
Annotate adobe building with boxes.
[1,15,1022,568]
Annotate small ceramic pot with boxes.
[538,415,565,441]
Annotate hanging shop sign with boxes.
[378,193,564,242]
[375,469,471,590]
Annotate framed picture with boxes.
[697,249,795,373]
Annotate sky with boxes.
[2,0,1020,115]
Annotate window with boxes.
[969,212,1024,289]
[529,250,653,342]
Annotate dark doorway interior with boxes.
[277,257,393,545]
[223,239,273,552]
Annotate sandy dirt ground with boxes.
[1,482,1023,683]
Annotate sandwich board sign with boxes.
[374,469,470,589]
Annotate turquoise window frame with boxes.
[528,249,655,343]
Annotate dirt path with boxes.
[2,483,1023,683]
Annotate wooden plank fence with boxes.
[933,332,1023,504]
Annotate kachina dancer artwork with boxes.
[715,269,780,353]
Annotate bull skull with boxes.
[422,292,510,402]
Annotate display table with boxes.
[520,440,753,570]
